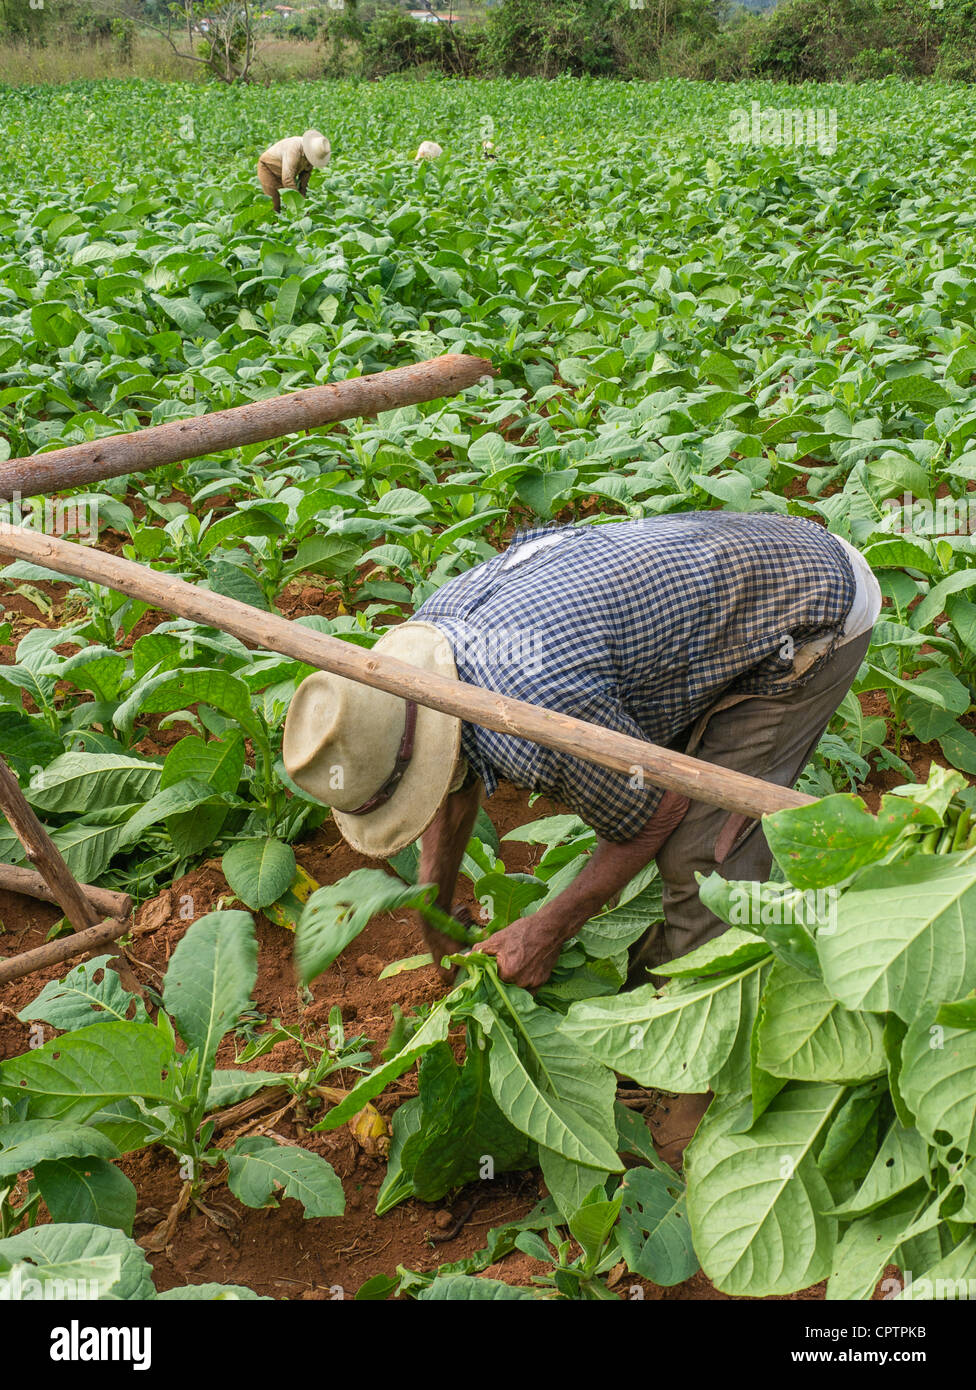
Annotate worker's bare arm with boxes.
[414,774,481,979]
[481,790,690,989]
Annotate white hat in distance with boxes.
[302,130,332,169]
[282,623,460,858]
[415,140,443,160]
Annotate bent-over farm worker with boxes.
[283,512,879,1153]
[257,129,331,212]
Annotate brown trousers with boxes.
[257,160,309,213]
[628,629,873,981]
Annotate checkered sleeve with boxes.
[527,725,666,843]
[418,513,856,842]
[460,682,666,843]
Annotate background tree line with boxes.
[2,0,976,84]
[323,0,976,82]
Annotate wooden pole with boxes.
[0,755,102,931]
[0,355,494,501]
[0,864,131,920]
[0,526,816,820]
[0,916,127,986]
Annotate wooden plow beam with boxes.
[0,526,816,823]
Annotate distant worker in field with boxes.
[257,129,331,212]
[283,513,880,1159]
[415,140,443,160]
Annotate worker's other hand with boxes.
[480,913,564,990]
[416,916,458,984]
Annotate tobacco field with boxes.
[2,75,976,1301]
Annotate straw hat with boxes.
[282,622,460,858]
[415,140,443,161]
[301,130,332,169]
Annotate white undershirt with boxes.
[829,533,882,645]
[498,532,568,571]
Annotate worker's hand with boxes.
[480,912,566,990]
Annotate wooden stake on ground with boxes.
[0,527,817,821]
[0,915,128,986]
[0,755,102,931]
[0,355,494,501]
[0,864,131,920]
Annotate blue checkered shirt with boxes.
[415,513,856,841]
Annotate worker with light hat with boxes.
[284,512,879,1163]
[257,129,331,212]
[284,512,879,985]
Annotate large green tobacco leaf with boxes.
[116,780,242,849]
[756,959,886,1084]
[18,955,148,1032]
[0,1023,177,1123]
[162,910,257,1082]
[911,570,976,633]
[0,711,60,777]
[896,1235,976,1299]
[26,753,161,814]
[538,1146,612,1224]
[160,733,246,856]
[573,879,664,958]
[616,1166,699,1287]
[560,958,766,1093]
[825,1189,941,1301]
[684,1085,844,1297]
[825,1121,931,1219]
[536,953,627,1009]
[48,821,125,883]
[472,870,547,930]
[82,1101,159,1157]
[205,1070,285,1109]
[0,1255,122,1301]
[698,875,820,975]
[0,1223,155,1300]
[114,668,264,744]
[468,984,621,1174]
[816,1080,886,1182]
[375,1098,424,1216]
[655,928,770,978]
[222,837,296,910]
[818,854,976,1022]
[763,794,926,889]
[225,1136,345,1218]
[32,1156,137,1234]
[900,1017,976,1155]
[0,1120,120,1179]
[59,646,127,702]
[398,1039,535,1203]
